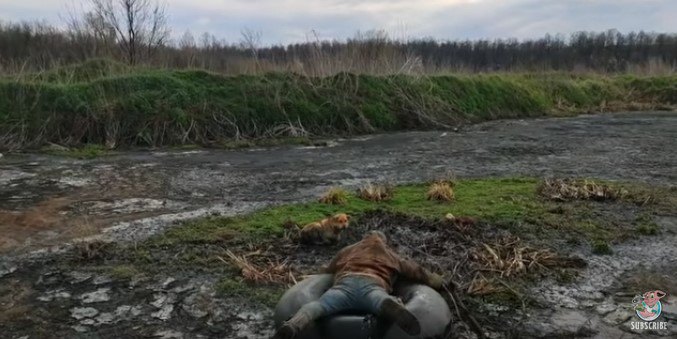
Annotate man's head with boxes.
[365,230,387,243]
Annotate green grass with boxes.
[155,178,543,244]
[1,59,675,150]
[43,144,110,159]
[153,177,664,249]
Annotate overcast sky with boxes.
[1,0,675,45]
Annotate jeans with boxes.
[294,275,396,320]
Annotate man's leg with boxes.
[365,287,421,336]
[273,285,353,339]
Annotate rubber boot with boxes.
[272,312,313,339]
[379,298,421,336]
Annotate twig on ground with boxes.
[443,282,486,339]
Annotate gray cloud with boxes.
[1,0,675,44]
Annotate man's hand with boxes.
[428,273,445,289]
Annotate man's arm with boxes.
[399,258,444,289]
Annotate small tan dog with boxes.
[300,213,350,245]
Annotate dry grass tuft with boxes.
[222,250,295,285]
[356,182,394,202]
[426,182,455,202]
[66,218,99,239]
[537,178,627,201]
[470,236,573,278]
[467,275,501,295]
[318,187,349,205]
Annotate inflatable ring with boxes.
[274,274,452,339]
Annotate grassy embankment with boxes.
[88,177,673,306]
[1,59,676,151]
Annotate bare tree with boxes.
[88,0,170,65]
[240,28,261,60]
[179,30,196,67]
[66,7,117,60]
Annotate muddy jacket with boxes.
[325,234,436,292]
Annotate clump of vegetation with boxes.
[471,236,585,279]
[635,215,659,235]
[637,223,659,235]
[591,239,613,255]
[72,240,115,261]
[319,187,349,205]
[44,144,109,159]
[356,182,394,202]
[537,178,627,201]
[221,250,295,285]
[109,264,140,280]
[427,181,455,202]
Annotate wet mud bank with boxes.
[1,111,676,338]
[1,111,675,253]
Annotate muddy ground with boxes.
[1,111,676,338]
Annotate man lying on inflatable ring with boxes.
[273,230,445,339]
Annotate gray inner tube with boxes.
[274,274,452,339]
